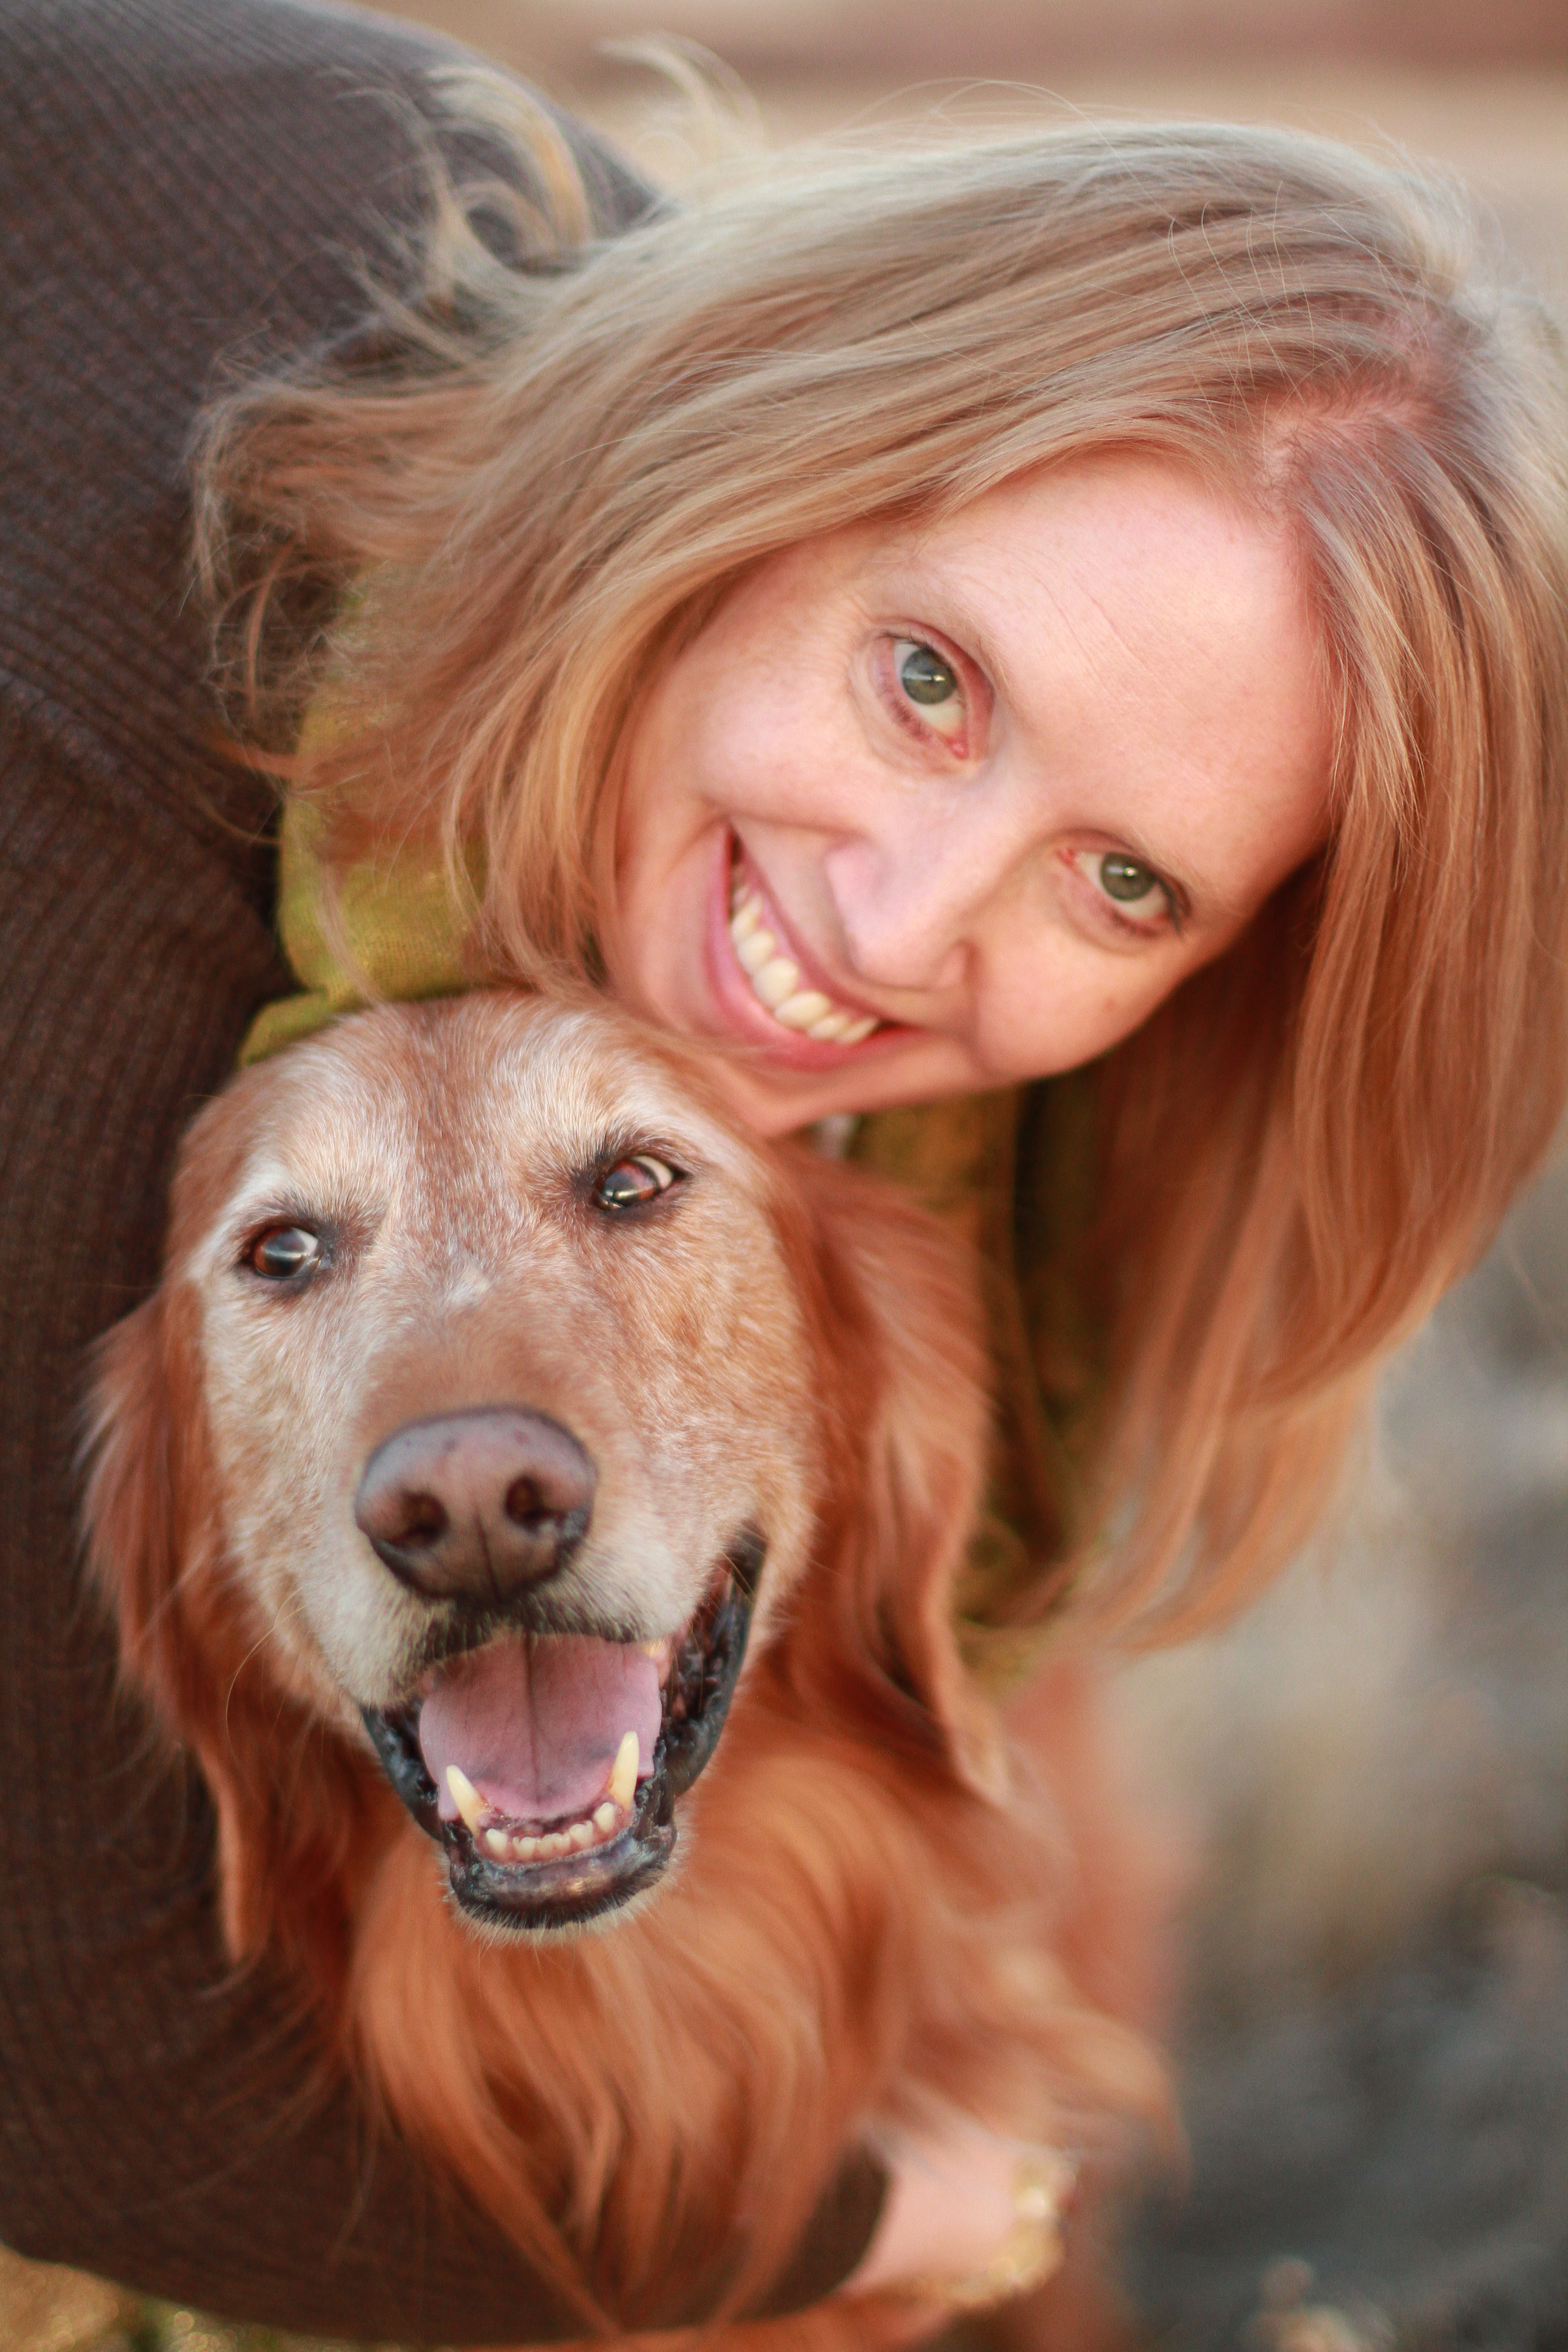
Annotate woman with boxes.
[2,0,1564,2337]
[212,47,1568,1655]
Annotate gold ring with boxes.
[906,2151,1075,2311]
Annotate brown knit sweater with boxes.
[0,1,881,2332]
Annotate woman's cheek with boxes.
[977,940,1184,1079]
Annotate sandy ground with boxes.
[8,5,1567,2347]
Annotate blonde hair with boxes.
[197,88,1568,1638]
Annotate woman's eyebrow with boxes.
[906,567,1023,700]
[924,562,1093,734]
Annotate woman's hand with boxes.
[847,2123,1073,2310]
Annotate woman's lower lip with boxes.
[702,834,900,1067]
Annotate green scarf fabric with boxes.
[241,802,1097,1686]
[240,802,484,1066]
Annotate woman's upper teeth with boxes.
[729,881,879,1044]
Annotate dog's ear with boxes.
[82,1282,377,2008]
[784,1162,1010,1804]
[82,1282,232,1787]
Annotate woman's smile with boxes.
[608,452,1332,1137]
[707,834,898,1064]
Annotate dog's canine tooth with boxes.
[608,1730,639,1813]
[593,1801,619,1834]
[446,1764,488,1837]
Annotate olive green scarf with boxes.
[240,802,483,1066]
[241,804,1094,1686]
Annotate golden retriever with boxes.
[82,990,1157,2344]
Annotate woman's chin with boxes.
[706,1032,983,1137]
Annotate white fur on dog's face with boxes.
[168,996,823,1738]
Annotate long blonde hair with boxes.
[197,85,1568,1638]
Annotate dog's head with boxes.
[83,992,999,1972]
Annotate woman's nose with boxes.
[822,807,1027,997]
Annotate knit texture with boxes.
[0,0,880,2330]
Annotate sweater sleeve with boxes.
[0,0,880,2331]
[0,706,585,2340]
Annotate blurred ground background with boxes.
[8,0,1565,2345]
[1108,1157,1568,2352]
[382,0,1568,303]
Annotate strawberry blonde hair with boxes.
[196,84,1568,1639]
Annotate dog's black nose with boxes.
[355,1408,595,1602]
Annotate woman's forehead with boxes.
[867,451,1289,628]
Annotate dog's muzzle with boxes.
[361,1524,762,1935]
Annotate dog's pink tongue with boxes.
[420,1636,662,1825]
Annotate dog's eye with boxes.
[593,1155,681,1212]
[248,1225,324,1279]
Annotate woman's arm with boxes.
[0,0,879,2329]
[0,708,591,2340]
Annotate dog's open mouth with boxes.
[361,1535,760,1931]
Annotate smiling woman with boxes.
[203,83,1568,1649]
[611,459,1331,1124]
[6,0,1568,2339]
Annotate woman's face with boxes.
[607,454,1331,1138]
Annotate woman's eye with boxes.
[892,638,966,740]
[248,1225,324,1279]
[593,1155,681,1211]
[1075,851,1173,929]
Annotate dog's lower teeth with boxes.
[475,1801,629,1868]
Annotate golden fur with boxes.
[83,993,1161,2340]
